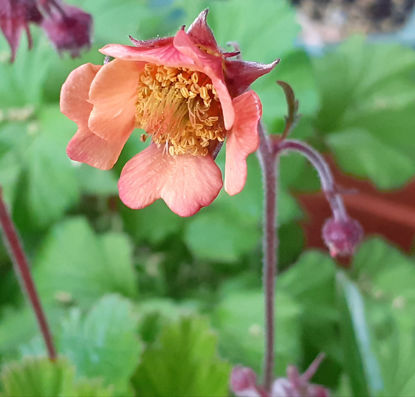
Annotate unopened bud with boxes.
[322,217,363,257]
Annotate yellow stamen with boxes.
[135,64,225,156]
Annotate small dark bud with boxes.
[42,4,92,57]
[322,217,363,258]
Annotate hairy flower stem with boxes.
[273,139,348,222]
[257,123,278,391]
[0,188,57,360]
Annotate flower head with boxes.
[61,10,279,216]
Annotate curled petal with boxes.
[225,58,280,97]
[88,59,143,142]
[60,63,125,170]
[60,62,101,123]
[225,91,261,196]
[187,9,218,51]
[173,28,234,130]
[129,35,173,48]
[61,62,126,169]
[118,144,223,217]
[99,40,195,67]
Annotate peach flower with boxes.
[61,10,278,216]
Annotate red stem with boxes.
[257,123,277,391]
[0,188,56,360]
[274,139,348,222]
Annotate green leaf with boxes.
[184,209,260,263]
[212,289,301,375]
[59,295,140,394]
[183,155,301,263]
[0,33,54,107]
[132,316,230,397]
[121,201,184,245]
[352,238,415,330]
[207,0,299,63]
[350,238,415,396]
[278,251,343,388]
[0,307,56,359]
[76,165,118,196]
[314,37,415,132]
[279,251,337,320]
[12,106,80,229]
[0,357,75,397]
[312,38,415,187]
[327,128,415,189]
[336,272,384,397]
[0,357,113,397]
[376,319,415,397]
[137,298,197,344]
[72,378,114,397]
[34,218,138,307]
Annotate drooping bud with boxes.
[322,217,363,257]
[0,0,43,61]
[42,4,92,57]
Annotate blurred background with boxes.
[0,0,415,395]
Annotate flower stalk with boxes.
[257,123,278,391]
[0,188,56,360]
[273,139,348,222]
[257,81,362,391]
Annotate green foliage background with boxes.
[0,0,415,395]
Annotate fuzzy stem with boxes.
[257,123,278,391]
[0,188,57,360]
[274,139,348,222]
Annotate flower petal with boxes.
[60,62,101,123]
[67,127,127,170]
[173,28,235,130]
[88,59,143,142]
[61,63,126,169]
[225,58,280,97]
[225,91,262,196]
[187,9,218,51]
[129,35,173,48]
[99,40,195,67]
[119,144,223,216]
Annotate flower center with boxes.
[135,64,225,156]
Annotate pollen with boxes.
[135,64,225,156]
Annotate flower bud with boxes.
[322,217,363,257]
[42,4,91,57]
[230,366,263,397]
